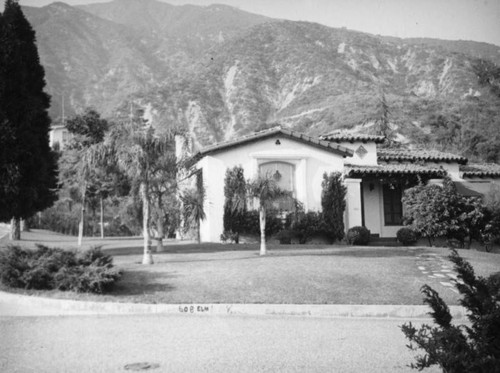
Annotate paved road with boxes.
[0,313,440,373]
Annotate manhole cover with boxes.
[124,362,160,371]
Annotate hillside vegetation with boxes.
[23,0,500,162]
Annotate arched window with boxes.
[259,161,295,211]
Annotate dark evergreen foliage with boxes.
[223,166,247,238]
[403,177,491,247]
[401,250,500,372]
[396,227,418,246]
[321,172,346,242]
[0,0,58,222]
[0,244,122,293]
[65,108,109,148]
[346,226,371,245]
[287,210,325,244]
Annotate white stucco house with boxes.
[49,124,72,149]
[184,126,500,242]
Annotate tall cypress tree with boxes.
[0,0,58,239]
[321,172,346,242]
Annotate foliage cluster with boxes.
[0,0,58,230]
[35,198,134,237]
[0,245,122,293]
[396,227,418,246]
[403,177,500,248]
[221,210,284,243]
[346,226,371,245]
[286,210,325,244]
[221,169,346,245]
[223,166,247,237]
[401,250,500,372]
[321,172,347,242]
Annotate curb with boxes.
[0,291,467,319]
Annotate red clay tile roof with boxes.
[320,133,386,143]
[193,127,354,160]
[377,149,468,164]
[460,164,500,178]
[345,164,447,177]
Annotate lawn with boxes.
[1,230,500,305]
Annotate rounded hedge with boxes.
[397,227,418,246]
[346,226,370,245]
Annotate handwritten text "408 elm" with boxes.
[179,305,210,313]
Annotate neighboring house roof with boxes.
[344,163,447,177]
[50,125,65,129]
[460,163,500,178]
[191,127,354,162]
[320,133,386,143]
[453,182,484,197]
[377,149,468,165]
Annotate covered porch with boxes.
[344,164,447,238]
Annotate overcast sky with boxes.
[9,0,500,46]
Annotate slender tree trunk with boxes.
[100,196,104,239]
[91,207,96,237]
[196,220,201,244]
[21,219,30,232]
[78,182,86,247]
[141,182,153,264]
[10,217,21,241]
[156,215,164,252]
[259,206,267,256]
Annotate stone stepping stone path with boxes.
[415,253,460,294]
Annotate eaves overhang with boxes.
[188,127,354,166]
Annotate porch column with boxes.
[344,178,363,229]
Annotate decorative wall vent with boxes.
[355,145,368,158]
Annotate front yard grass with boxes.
[2,230,499,305]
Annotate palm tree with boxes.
[59,141,97,247]
[109,119,175,264]
[181,186,206,244]
[149,153,179,252]
[246,176,291,256]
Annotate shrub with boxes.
[241,210,283,238]
[223,166,248,239]
[78,246,113,267]
[346,226,370,245]
[220,230,239,244]
[401,250,500,371]
[0,245,121,293]
[397,227,418,246]
[54,265,122,293]
[403,177,488,247]
[321,172,347,242]
[289,211,324,244]
[276,229,293,244]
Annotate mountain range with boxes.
[22,0,500,161]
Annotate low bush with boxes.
[0,245,121,293]
[346,226,370,245]
[220,230,239,244]
[241,210,283,238]
[401,250,500,371]
[54,265,121,293]
[289,211,324,244]
[276,229,293,244]
[397,227,418,246]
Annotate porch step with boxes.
[369,237,399,247]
